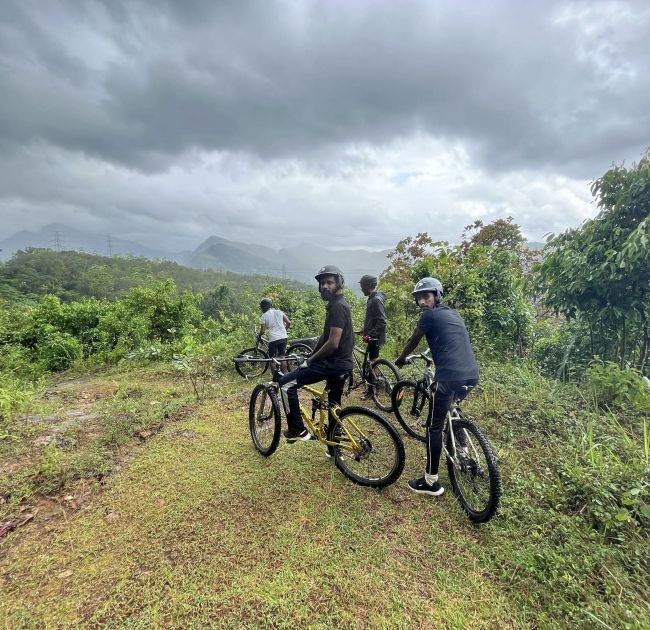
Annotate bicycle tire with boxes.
[249,384,281,456]
[446,418,501,523]
[235,347,269,379]
[287,342,312,359]
[285,342,312,371]
[370,359,401,412]
[391,379,431,442]
[327,406,405,488]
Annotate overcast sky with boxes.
[1,0,648,252]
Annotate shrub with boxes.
[36,331,83,372]
[584,360,650,411]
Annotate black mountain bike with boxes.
[391,351,501,523]
[347,333,401,413]
[234,330,313,379]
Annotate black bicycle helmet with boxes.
[259,298,272,311]
[315,264,345,289]
[359,274,378,290]
[411,277,443,303]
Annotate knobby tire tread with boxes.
[446,418,501,523]
[249,384,281,456]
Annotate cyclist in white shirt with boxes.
[259,298,291,373]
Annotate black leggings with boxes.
[425,378,478,475]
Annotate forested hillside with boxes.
[0,249,309,313]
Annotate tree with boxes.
[462,217,525,251]
[535,151,650,371]
[381,230,534,355]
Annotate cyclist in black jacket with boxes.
[278,265,354,442]
[395,277,479,497]
[359,274,387,398]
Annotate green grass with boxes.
[0,361,648,628]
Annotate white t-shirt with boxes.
[260,308,288,342]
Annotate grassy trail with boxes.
[1,374,522,629]
[1,366,647,628]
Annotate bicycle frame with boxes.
[252,330,269,353]
[349,336,381,391]
[265,365,368,453]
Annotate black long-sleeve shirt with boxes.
[363,291,387,346]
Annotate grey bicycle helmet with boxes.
[315,264,345,289]
[411,277,443,303]
[259,298,272,311]
[358,274,378,290]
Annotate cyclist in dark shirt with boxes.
[359,274,387,399]
[395,277,479,496]
[278,265,354,442]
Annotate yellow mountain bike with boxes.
[249,359,405,488]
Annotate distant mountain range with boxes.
[0,223,391,285]
[0,224,546,285]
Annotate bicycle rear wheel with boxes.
[446,418,501,523]
[285,342,312,371]
[327,406,405,488]
[235,347,269,379]
[287,342,312,360]
[249,384,281,456]
[370,359,401,412]
[391,380,430,442]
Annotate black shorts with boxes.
[268,339,287,358]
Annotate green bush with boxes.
[0,379,32,423]
[36,331,82,372]
[584,360,650,411]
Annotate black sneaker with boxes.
[283,428,310,442]
[407,477,444,496]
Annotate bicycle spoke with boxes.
[333,410,400,483]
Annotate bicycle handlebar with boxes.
[404,349,433,365]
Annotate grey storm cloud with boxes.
[1,0,648,176]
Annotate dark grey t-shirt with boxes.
[417,305,479,381]
[320,295,354,371]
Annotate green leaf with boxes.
[640,504,650,519]
[615,508,631,522]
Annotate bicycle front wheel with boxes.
[370,359,401,412]
[446,418,501,523]
[391,380,430,442]
[327,406,405,488]
[249,384,281,456]
[235,347,269,379]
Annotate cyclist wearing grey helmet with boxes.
[358,274,387,399]
[395,277,479,497]
[278,265,354,442]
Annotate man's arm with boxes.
[395,326,424,366]
[312,334,325,354]
[307,327,342,365]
